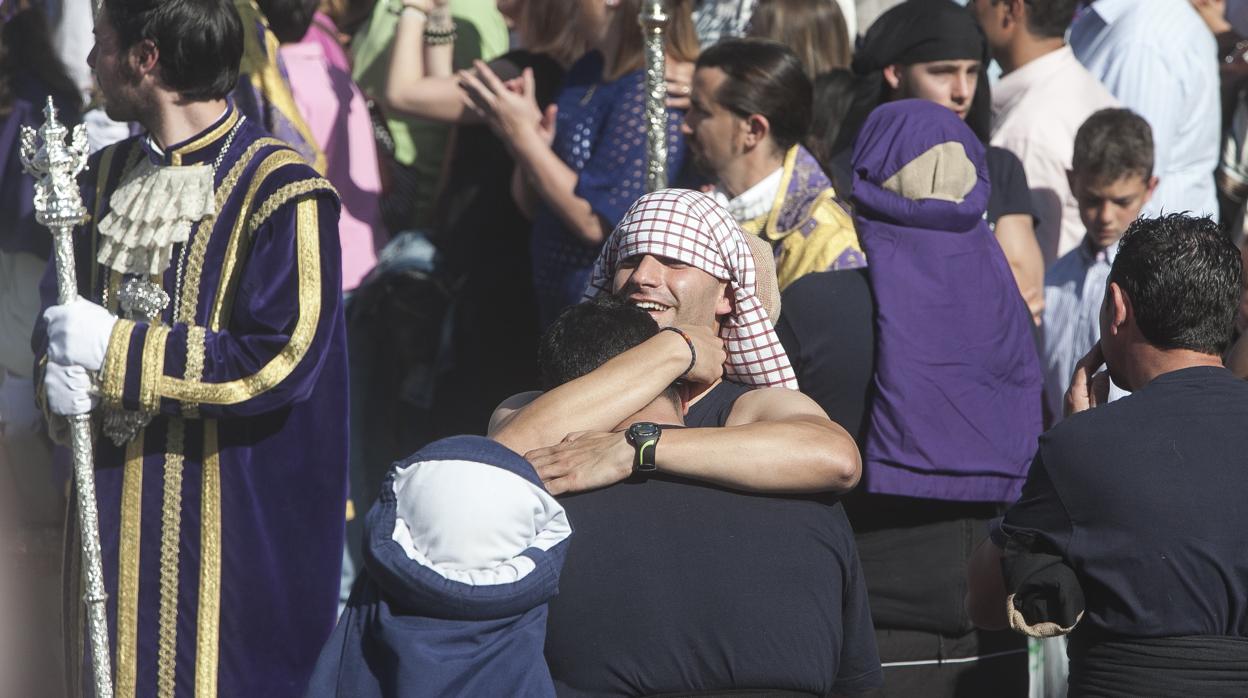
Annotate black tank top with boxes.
[684,380,753,428]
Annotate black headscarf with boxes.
[852,0,988,75]
[831,0,991,158]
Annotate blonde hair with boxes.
[521,0,588,67]
[607,0,699,81]
[748,0,851,76]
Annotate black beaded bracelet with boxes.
[662,326,696,380]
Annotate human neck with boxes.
[142,95,230,152]
[596,26,623,79]
[1118,346,1224,392]
[997,35,1064,75]
[720,145,785,200]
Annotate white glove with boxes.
[44,361,99,416]
[0,374,44,435]
[44,296,118,372]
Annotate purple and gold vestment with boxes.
[37,106,348,697]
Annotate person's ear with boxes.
[1106,281,1130,336]
[1007,0,1026,28]
[743,114,770,148]
[130,38,159,78]
[882,64,903,91]
[1141,175,1159,207]
[715,281,732,318]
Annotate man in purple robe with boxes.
[35,1,347,695]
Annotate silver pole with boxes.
[639,0,670,192]
[21,98,115,698]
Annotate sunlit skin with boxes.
[1069,172,1158,251]
[611,253,732,331]
[682,67,747,187]
[885,59,981,120]
[86,6,147,123]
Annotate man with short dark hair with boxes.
[968,214,1248,693]
[1042,108,1157,424]
[36,0,347,693]
[973,0,1119,265]
[538,294,883,696]
[685,38,864,290]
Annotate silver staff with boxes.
[639,0,669,191]
[21,98,115,698]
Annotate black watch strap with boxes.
[626,422,661,474]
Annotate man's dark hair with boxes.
[538,295,661,390]
[256,0,320,44]
[1018,0,1078,39]
[103,0,243,101]
[1108,214,1241,355]
[1071,108,1154,183]
[696,38,812,152]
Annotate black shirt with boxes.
[1000,366,1248,640]
[775,269,876,447]
[985,146,1035,229]
[545,382,882,696]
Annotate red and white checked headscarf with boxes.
[585,189,798,389]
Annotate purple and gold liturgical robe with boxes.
[38,106,348,697]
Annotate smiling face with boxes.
[1071,172,1157,251]
[886,59,981,120]
[610,253,732,330]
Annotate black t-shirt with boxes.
[546,475,882,697]
[776,269,876,447]
[986,145,1035,228]
[1000,366,1248,640]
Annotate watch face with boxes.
[628,422,660,443]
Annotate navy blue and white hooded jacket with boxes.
[305,435,572,697]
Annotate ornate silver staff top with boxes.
[639,0,670,192]
[19,100,90,241]
[21,97,115,698]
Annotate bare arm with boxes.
[459,62,610,246]
[965,536,1010,631]
[663,387,861,492]
[383,1,476,123]
[490,327,724,453]
[523,382,861,495]
[994,213,1045,324]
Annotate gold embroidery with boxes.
[177,138,286,323]
[101,319,136,407]
[170,110,240,167]
[156,419,186,698]
[139,325,171,413]
[194,421,222,697]
[209,149,307,330]
[157,198,322,404]
[183,326,207,418]
[115,433,145,697]
[246,178,336,233]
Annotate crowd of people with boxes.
[2,0,1248,696]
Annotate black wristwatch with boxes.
[625,422,662,475]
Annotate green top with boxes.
[351,0,509,226]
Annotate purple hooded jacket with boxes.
[852,99,1042,503]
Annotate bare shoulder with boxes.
[487,390,545,436]
[724,386,830,426]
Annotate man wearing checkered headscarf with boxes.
[585,189,798,390]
